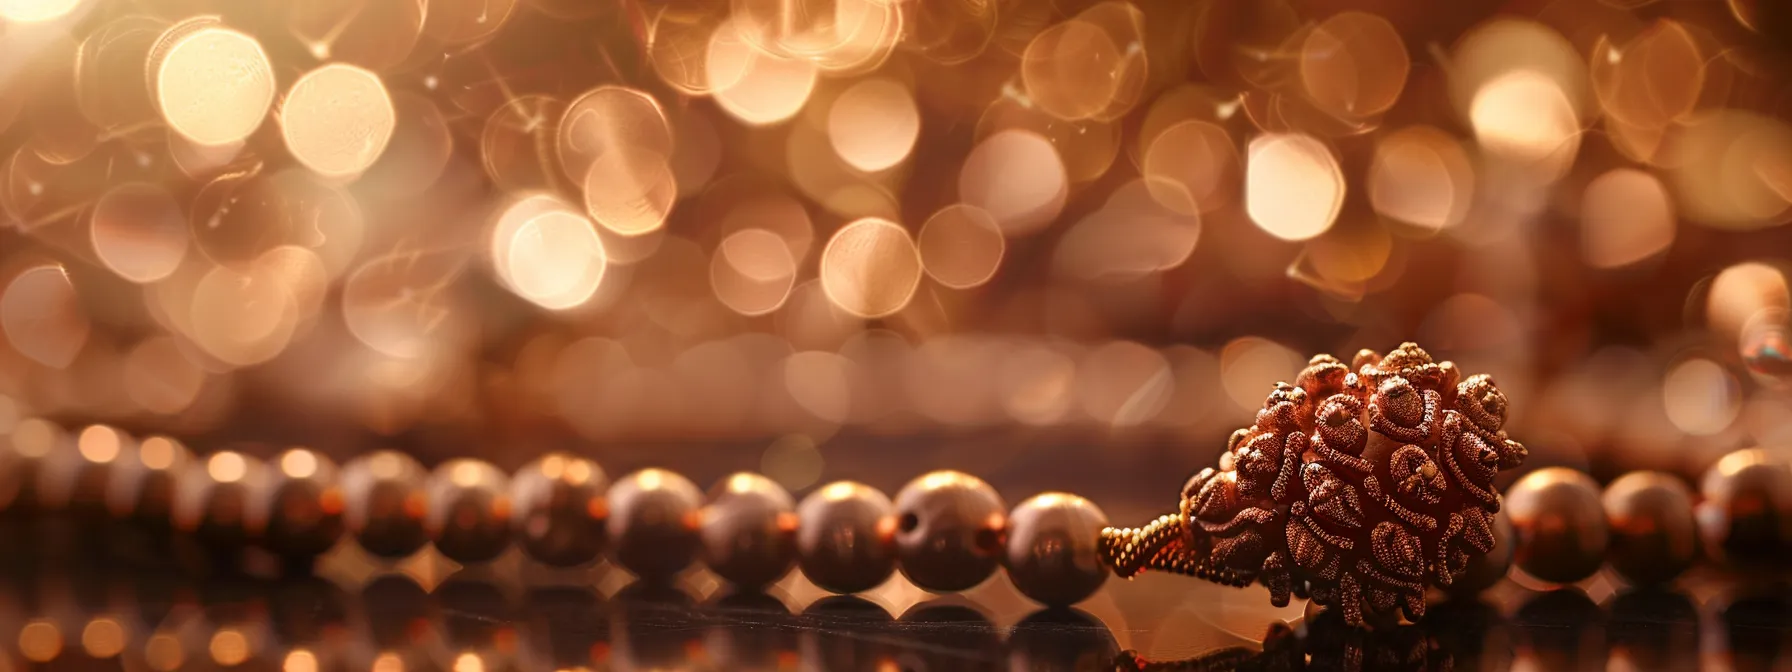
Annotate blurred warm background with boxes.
[0,0,1791,511]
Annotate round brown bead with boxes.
[341,450,430,560]
[1603,471,1698,586]
[106,436,192,526]
[700,473,797,589]
[510,452,609,567]
[172,450,268,550]
[425,459,513,564]
[1003,492,1109,607]
[1697,448,1792,571]
[607,468,702,582]
[247,448,345,560]
[1447,508,1514,598]
[795,481,897,594]
[1506,467,1609,585]
[892,470,1007,592]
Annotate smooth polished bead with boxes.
[426,459,513,564]
[1447,508,1514,597]
[172,450,268,550]
[106,436,192,526]
[1003,493,1109,607]
[510,452,609,567]
[1697,448,1792,571]
[607,468,702,582]
[341,450,430,559]
[247,448,345,560]
[701,473,797,589]
[38,425,129,515]
[1506,467,1608,584]
[1603,471,1698,586]
[892,470,1006,592]
[795,481,897,594]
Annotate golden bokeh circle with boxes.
[958,129,1068,237]
[154,25,275,147]
[492,197,609,310]
[1245,133,1344,242]
[827,78,920,173]
[917,204,1004,289]
[581,150,677,237]
[90,182,189,284]
[1020,19,1123,122]
[0,0,82,22]
[710,228,797,316]
[557,86,673,188]
[281,63,396,178]
[820,217,923,318]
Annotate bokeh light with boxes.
[492,198,609,311]
[917,204,1004,289]
[91,183,189,283]
[1580,168,1675,269]
[958,129,1067,237]
[0,0,82,22]
[819,218,922,318]
[1245,133,1344,241]
[827,78,920,172]
[2,265,90,369]
[280,64,396,178]
[153,22,275,147]
[1368,126,1474,232]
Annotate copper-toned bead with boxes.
[1004,493,1109,607]
[892,470,1006,592]
[106,436,192,526]
[700,473,797,590]
[607,468,702,582]
[246,448,345,560]
[1447,508,1513,598]
[38,425,129,516]
[172,450,268,550]
[341,450,430,560]
[510,452,609,567]
[1507,467,1609,584]
[425,458,512,564]
[796,481,897,594]
[1698,448,1792,572]
[1603,471,1698,586]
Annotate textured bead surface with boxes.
[1697,448,1792,571]
[426,458,513,564]
[510,452,609,567]
[796,481,897,594]
[172,450,267,550]
[1004,493,1109,607]
[1098,344,1527,627]
[105,436,191,525]
[1603,471,1698,586]
[341,450,430,559]
[892,470,1007,592]
[1507,467,1609,584]
[700,473,797,589]
[1446,508,1513,598]
[247,448,344,559]
[608,468,703,582]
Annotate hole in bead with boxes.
[898,512,919,533]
